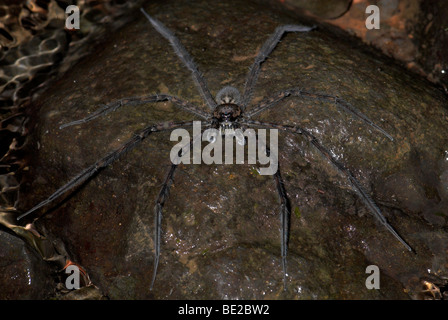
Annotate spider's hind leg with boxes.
[241,24,315,109]
[140,8,217,110]
[245,88,394,141]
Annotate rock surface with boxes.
[281,0,352,19]
[18,0,448,299]
[0,230,54,299]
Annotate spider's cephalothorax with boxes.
[212,86,243,134]
[19,8,413,292]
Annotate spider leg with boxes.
[241,24,315,109]
[243,119,413,252]
[140,8,217,110]
[256,133,291,289]
[150,129,205,290]
[245,89,394,140]
[17,120,196,221]
[60,94,210,129]
[275,167,290,290]
[152,163,176,290]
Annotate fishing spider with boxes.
[19,8,413,290]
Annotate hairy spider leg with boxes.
[242,119,414,252]
[257,132,291,289]
[152,163,176,290]
[274,165,290,290]
[140,8,217,110]
[245,89,394,141]
[150,128,207,290]
[241,24,316,110]
[17,120,196,221]
[275,165,290,290]
[60,94,210,129]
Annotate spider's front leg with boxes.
[243,119,413,253]
[150,128,206,290]
[17,120,196,221]
[152,163,176,290]
[274,165,290,290]
[256,132,291,289]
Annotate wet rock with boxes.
[0,1,144,222]
[326,0,418,65]
[0,230,54,299]
[411,0,448,90]
[19,0,448,299]
[322,0,448,92]
[280,0,352,19]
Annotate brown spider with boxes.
[18,8,413,290]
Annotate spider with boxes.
[18,8,413,290]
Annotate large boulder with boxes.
[19,0,448,299]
